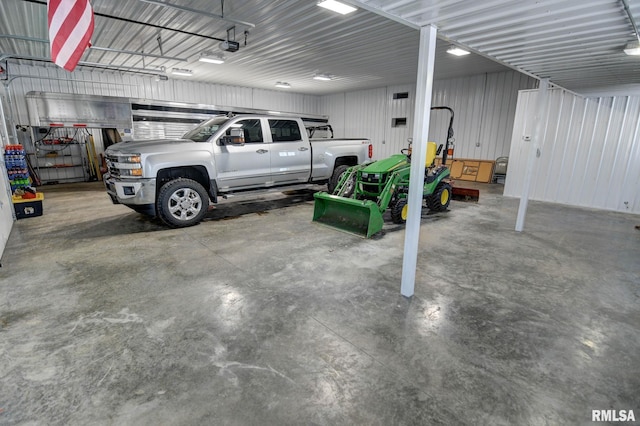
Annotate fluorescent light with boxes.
[275,82,291,88]
[624,42,640,55]
[199,52,225,64]
[318,0,357,15]
[447,46,470,56]
[313,73,333,81]
[171,68,193,76]
[199,57,225,64]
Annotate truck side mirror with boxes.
[221,128,245,145]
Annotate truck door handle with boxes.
[256,149,268,154]
[298,147,309,151]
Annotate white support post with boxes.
[515,78,549,232]
[400,24,437,298]
[0,95,10,148]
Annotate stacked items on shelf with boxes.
[4,144,30,191]
[4,144,44,219]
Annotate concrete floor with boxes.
[0,181,638,425]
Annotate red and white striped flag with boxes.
[47,0,94,72]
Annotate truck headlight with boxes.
[107,152,143,177]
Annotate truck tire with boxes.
[156,178,209,227]
[328,164,354,196]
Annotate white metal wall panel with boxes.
[538,90,576,202]
[322,70,536,161]
[431,74,484,159]
[320,93,346,139]
[344,88,388,161]
[505,89,640,214]
[616,97,640,213]
[252,90,320,116]
[503,90,533,199]
[431,71,537,160]
[477,71,537,160]
[385,84,415,158]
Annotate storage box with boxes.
[12,193,44,219]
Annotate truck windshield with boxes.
[183,116,229,142]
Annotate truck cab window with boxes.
[231,119,263,143]
[183,116,229,142]
[269,119,302,142]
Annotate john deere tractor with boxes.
[313,106,455,238]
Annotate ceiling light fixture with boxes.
[171,68,193,76]
[199,52,225,64]
[446,46,471,56]
[313,73,333,81]
[317,0,357,15]
[275,82,291,88]
[623,41,640,55]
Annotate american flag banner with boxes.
[47,0,94,72]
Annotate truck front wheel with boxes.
[328,164,355,196]
[156,178,209,227]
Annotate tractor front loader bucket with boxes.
[313,192,384,238]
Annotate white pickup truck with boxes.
[104,114,371,227]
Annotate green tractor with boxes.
[313,106,456,238]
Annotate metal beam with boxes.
[20,0,227,42]
[621,0,640,42]
[400,24,437,298]
[0,35,189,62]
[346,1,421,30]
[0,54,169,79]
[137,0,256,29]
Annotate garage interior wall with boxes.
[320,70,537,161]
[6,64,323,131]
[505,88,640,214]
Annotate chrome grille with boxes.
[105,154,122,177]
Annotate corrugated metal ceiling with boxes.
[354,0,640,92]
[0,0,638,95]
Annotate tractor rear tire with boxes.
[391,198,408,224]
[427,182,452,212]
[156,178,209,228]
